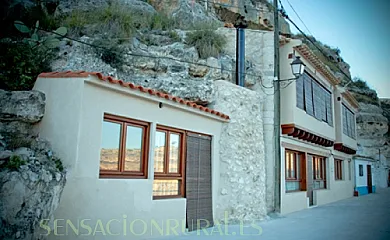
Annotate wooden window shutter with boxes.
[296,75,305,110]
[351,114,356,138]
[186,133,213,231]
[304,75,314,116]
[312,81,323,121]
[325,92,333,126]
[342,105,348,135]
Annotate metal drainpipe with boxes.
[234,16,248,87]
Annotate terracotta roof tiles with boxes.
[38,71,230,120]
[294,45,340,86]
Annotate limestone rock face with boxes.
[0,91,66,240]
[0,90,45,123]
[211,0,291,34]
[147,0,218,26]
[56,0,156,14]
[210,80,267,223]
[0,145,66,240]
[355,102,390,188]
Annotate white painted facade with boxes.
[33,75,227,239]
[279,39,358,214]
[354,159,375,188]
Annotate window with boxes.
[285,150,305,192]
[296,72,333,126]
[359,164,364,176]
[153,126,185,198]
[99,114,149,178]
[335,159,343,180]
[313,156,326,189]
[342,104,356,139]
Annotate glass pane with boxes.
[285,152,290,178]
[153,180,181,196]
[290,154,295,178]
[154,131,166,173]
[124,125,143,171]
[285,181,300,191]
[100,121,121,171]
[168,133,180,173]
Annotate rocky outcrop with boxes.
[0,90,45,123]
[355,101,390,188]
[0,91,66,240]
[211,0,290,34]
[147,0,219,26]
[356,103,389,157]
[56,0,156,14]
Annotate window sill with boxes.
[153,196,185,200]
[99,174,147,179]
[285,190,305,194]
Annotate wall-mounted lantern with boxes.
[290,56,306,78]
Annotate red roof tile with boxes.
[38,71,230,120]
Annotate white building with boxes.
[34,71,230,239]
[279,40,359,214]
[354,157,376,195]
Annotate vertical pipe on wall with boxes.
[273,0,281,213]
[236,28,245,86]
[234,16,247,87]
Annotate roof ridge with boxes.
[38,71,230,120]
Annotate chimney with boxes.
[234,16,248,87]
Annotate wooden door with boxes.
[388,170,390,187]
[307,154,314,206]
[186,133,213,231]
[367,165,372,193]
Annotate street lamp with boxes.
[290,56,306,78]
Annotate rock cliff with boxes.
[0,90,66,240]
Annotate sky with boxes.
[281,0,390,98]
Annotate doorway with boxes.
[185,132,213,231]
[388,170,390,187]
[307,155,314,206]
[367,165,372,193]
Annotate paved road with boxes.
[164,188,390,240]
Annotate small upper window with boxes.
[99,114,149,178]
[359,164,364,176]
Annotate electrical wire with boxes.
[14,22,278,89]
[278,1,354,85]
[283,0,313,36]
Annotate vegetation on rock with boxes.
[2,155,26,171]
[186,29,226,59]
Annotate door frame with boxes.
[367,165,372,193]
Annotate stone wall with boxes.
[217,28,275,213]
[210,80,267,222]
[0,90,66,240]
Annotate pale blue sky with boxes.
[281,0,390,98]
